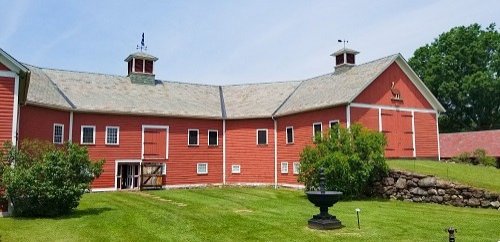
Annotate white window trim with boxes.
[141,125,169,160]
[281,162,289,174]
[286,126,294,144]
[329,120,340,129]
[161,163,167,175]
[293,162,300,175]
[105,126,120,145]
[256,129,268,145]
[80,125,96,145]
[208,129,218,146]
[197,162,208,174]
[53,123,64,144]
[188,129,200,146]
[231,164,241,174]
[312,122,322,138]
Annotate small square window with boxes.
[281,162,289,174]
[257,129,268,145]
[286,126,293,144]
[53,124,64,144]
[81,126,95,145]
[313,122,322,138]
[188,129,199,146]
[208,130,218,146]
[106,126,119,145]
[197,163,208,174]
[232,164,241,174]
[293,162,300,175]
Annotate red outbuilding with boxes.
[0,46,445,207]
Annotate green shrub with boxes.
[450,149,495,167]
[0,140,103,217]
[298,123,388,198]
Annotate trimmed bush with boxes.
[0,140,103,217]
[298,123,388,198]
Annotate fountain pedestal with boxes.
[305,168,343,230]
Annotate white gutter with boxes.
[69,111,74,142]
[272,116,278,189]
[222,119,226,185]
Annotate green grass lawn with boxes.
[1,187,499,241]
[387,159,500,193]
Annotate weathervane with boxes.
[137,33,147,52]
[338,39,348,49]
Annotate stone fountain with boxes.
[305,168,343,230]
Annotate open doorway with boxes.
[116,162,140,190]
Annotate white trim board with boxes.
[350,102,437,114]
[12,75,19,144]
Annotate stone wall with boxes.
[373,170,500,209]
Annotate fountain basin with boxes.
[305,191,343,230]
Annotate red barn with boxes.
[0,47,445,201]
[0,49,30,216]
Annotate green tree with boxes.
[408,23,500,132]
[0,140,103,217]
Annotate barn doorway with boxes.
[116,162,140,190]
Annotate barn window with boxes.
[81,125,96,145]
[232,164,241,174]
[208,130,218,146]
[281,162,289,174]
[188,129,199,146]
[313,122,322,138]
[257,129,268,145]
[329,120,339,129]
[197,163,208,174]
[105,126,120,145]
[286,126,294,144]
[53,123,64,144]
[293,162,300,175]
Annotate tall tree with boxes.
[408,23,500,133]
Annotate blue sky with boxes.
[0,0,498,84]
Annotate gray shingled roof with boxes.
[27,66,222,118]
[25,53,432,119]
[274,54,399,116]
[222,81,301,119]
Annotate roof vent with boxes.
[331,48,359,73]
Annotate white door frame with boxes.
[114,159,142,190]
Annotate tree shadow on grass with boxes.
[12,207,113,220]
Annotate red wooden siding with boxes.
[0,77,14,145]
[19,105,70,143]
[415,112,438,158]
[143,128,167,159]
[71,113,223,188]
[226,119,275,184]
[354,63,433,109]
[351,107,379,131]
[0,62,10,71]
[276,106,346,184]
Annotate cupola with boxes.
[124,33,158,85]
[330,48,359,73]
[124,52,158,85]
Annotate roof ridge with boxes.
[25,63,124,78]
